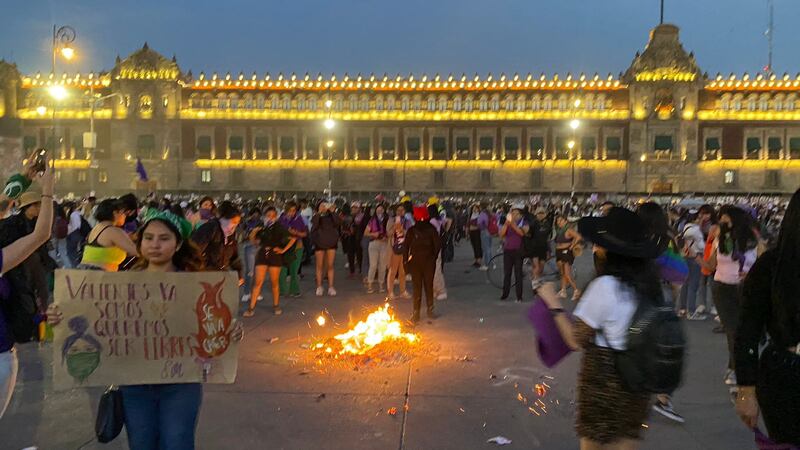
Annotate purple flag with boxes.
[135,158,148,181]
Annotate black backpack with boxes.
[609,303,686,394]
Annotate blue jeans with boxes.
[242,243,257,293]
[678,257,701,312]
[480,230,493,266]
[120,383,203,450]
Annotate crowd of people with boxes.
[0,149,798,449]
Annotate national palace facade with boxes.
[1,23,800,197]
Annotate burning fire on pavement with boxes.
[301,304,433,370]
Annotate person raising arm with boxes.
[1,157,55,275]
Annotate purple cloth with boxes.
[279,214,307,234]
[527,298,572,368]
[503,219,527,251]
[755,428,799,450]
[477,212,489,230]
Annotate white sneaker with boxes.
[241,294,251,303]
[710,306,718,316]
[328,287,337,297]
[400,291,411,299]
[315,287,324,297]
[724,369,737,386]
[436,293,448,301]
[257,295,263,301]
[695,305,706,315]
[344,262,350,269]
[478,265,489,271]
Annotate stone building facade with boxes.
[1,24,800,197]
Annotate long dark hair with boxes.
[637,202,674,253]
[600,251,664,309]
[772,189,800,340]
[134,219,204,272]
[718,205,756,256]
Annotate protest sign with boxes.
[52,270,240,389]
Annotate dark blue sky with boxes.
[1,0,798,77]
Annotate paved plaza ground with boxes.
[1,244,753,449]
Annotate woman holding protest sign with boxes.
[48,209,243,449]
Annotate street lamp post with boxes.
[640,153,648,194]
[568,140,576,196]
[49,25,76,166]
[323,99,335,199]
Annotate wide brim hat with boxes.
[577,207,660,259]
[17,190,42,209]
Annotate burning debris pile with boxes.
[302,304,434,370]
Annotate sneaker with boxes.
[327,287,337,297]
[344,262,350,269]
[241,294,251,303]
[399,291,411,299]
[515,299,523,303]
[291,293,302,298]
[677,309,687,318]
[436,293,448,301]
[273,306,283,315]
[687,311,707,321]
[257,295,263,301]
[315,287,324,297]
[713,315,721,323]
[472,262,481,268]
[478,265,489,271]
[709,306,718,316]
[557,289,567,299]
[379,285,386,293]
[694,305,707,315]
[724,369,737,386]
[367,285,375,294]
[652,398,685,423]
[571,290,581,301]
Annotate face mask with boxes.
[219,218,237,237]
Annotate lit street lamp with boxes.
[569,119,580,130]
[49,25,77,159]
[324,118,336,130]
[640,154,648,193]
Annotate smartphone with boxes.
[33,148,47,175]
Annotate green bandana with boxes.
[142,210,193,241]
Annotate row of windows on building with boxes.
[186,93,609,113]
[191,133,624,161]
[50,162,786,192]
[718,93,798,112]
[702,134,800,160]
[191,167,592,191]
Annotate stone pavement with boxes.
[1,242,754,449]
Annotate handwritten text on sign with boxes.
[52,270,240,390]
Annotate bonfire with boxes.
[334,304,417,355]
[302,304,429,370]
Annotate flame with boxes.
[334,304,417,355]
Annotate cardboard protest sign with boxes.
[52,270,240,390]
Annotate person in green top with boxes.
[244,206,296,317]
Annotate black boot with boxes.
[426,307,440,320]
[410,311,421,324]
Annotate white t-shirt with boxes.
[713,239,757,285]
[574,275,638,351]
[682,223,705,256]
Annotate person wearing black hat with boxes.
[540,207,663,449]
